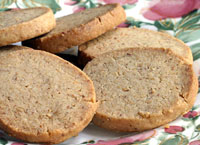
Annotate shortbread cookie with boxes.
[79,28,192,66]
[0,46,97,144]
[0,7,55,47]
[84,47,198,132]
[22,4,126,53]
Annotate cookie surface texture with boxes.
[0,7,56,47]
[79,28,192,66]
[84,47,198,132]
[22,4,126,53]
[0,46,97,144]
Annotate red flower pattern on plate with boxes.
[165,125,185,134]
[64,0,77,5]
[64,0,84,13]
[143,0,200,20]
[183,111,198,118]
[89,130,155,145]
[72,6,86,13]
[99,0,138,5]
[117,22,130,27]
[189,140,200,145]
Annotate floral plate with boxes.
[0,0,200,145]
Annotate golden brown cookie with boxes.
[84,47,198,132]
[22,4,126,53]
[0,7,55,47]
[0,46,97,144]
[79,27,192,66]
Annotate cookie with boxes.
[84,47,198,132]
[0,7,56,47]
[79,28,192,66]
[0,46,97,144]
[22,4,126,53]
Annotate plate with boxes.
[0,0,200,144]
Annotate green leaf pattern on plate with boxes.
[0,137,8,145]
[159,135,189,145]
[154,20,174,30]
[0,0,15,8]
[0,0,61,13]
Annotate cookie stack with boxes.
[22,4,125,53]
[82,28,198,132]
[0,4,198,144]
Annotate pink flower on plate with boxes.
[72,6,86,13]
[183,111,198,118]
[164,125,185,134]
[89,130,156,145]
[117,22,130,27]
[64,0,77,5]
[12,8,20,10]
[189,140,200,145]
[99,0,138,5]
[143,0,200,20]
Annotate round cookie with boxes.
[83,47,198,132]
[22,4,126,53]
[0,46,97,144]
[79,28,193,66]
[0,7,55,47]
